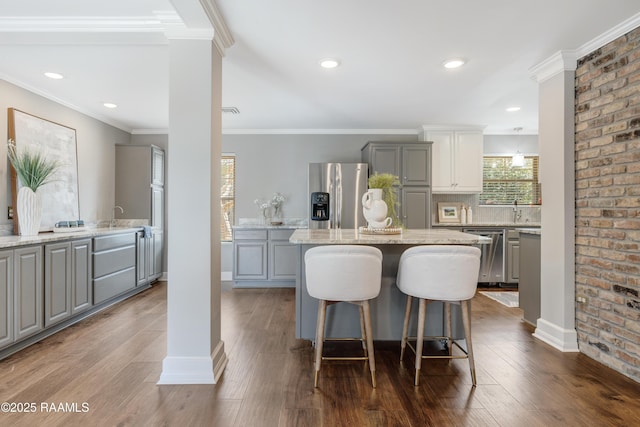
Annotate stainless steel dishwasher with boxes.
[463,228,505,284]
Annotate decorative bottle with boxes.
[467,207,473,224]
[460,206,467,225]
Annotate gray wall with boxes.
[0,79,131,231]
[222,133,418,221]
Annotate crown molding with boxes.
[577,12,640,57]
[200,0,235,56]
[131,128,169,135]
[221,128,419,135]
[420,124,486,132]
[529,50,579,84]
[0,72,133,133]
[530,12,640,84]
[0,15,168,33]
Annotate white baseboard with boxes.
[157,341,227,384]
[533,318,579,352]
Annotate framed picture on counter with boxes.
[437,202,460,224]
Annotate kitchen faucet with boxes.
[512,200,522,223]
[111,205,124,228]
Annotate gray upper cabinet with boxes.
[14,246,43,341]
[0,250,13,349]
[368,144,401,177]
[115,144,165,228]
[152,147,165,186]
[362,141,433,228]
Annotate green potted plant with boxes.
[7,139,59,236]
[367,173,401,227]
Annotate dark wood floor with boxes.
[1,282,639,426]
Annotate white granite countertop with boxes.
[289,228,491,245]
[0,226,143,250]
[517,228,542,236]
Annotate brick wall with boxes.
[575,26,640,382]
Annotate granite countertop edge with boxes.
[517,228,542,236]
[0,226,144,249]
[432,222,541,228]
[289,229,492,245]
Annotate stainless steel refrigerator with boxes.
[308,163,369,229]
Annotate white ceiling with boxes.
[1,1,640,135]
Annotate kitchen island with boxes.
[290,228,490,340]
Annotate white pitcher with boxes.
[362,189,390,228]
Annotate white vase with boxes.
[17,187,42,236]
[362,189,391,228]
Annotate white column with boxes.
[530,52,579,352]
[158,37,227,384]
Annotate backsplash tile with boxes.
[432,194,541,224]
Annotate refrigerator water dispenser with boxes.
[310,192,330,221]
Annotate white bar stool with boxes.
[305,245,383,388]
[396,245,481,386]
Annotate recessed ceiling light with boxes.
[443,59,466,69]
[506,106,521,112]
[103,103,117,109]
[319,58,340,69]
[44,72,64,79]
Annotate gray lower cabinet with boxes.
[519,232,541,326]
[44,238,93,327]
[71,239,92,315]
[151,230,163,281]
[136,230,163,286]
[0,231,147,357]
[136,232,148,286]
[93,233,136,304]
[44,242,72,327]
[14,246,43,341]
[506,229,520,284]
[233,228,296,287]
[0,250,13,349]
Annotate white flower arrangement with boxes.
[254,198,270,220]
[271,192,286,212]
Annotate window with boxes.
[221,155,235,241]
[479,156,541,205]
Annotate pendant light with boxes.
[512,127,525,167]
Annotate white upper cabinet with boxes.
[421,126,484,193]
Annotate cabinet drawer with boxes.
[93,233,136,252]
[93,267,136,304]
[269,229,295,240]
[234,230,268,240]
[93,246,136,279]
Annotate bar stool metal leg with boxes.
[361,300,376,388]
[400,295,412,362]
[314,299,327,388]
[414,298,427,386]
[461,300,477,386]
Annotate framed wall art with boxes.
[437,202,460,224]
[8,108,80,233]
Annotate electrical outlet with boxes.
[576,296,587,303]
[7,206,13,219]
